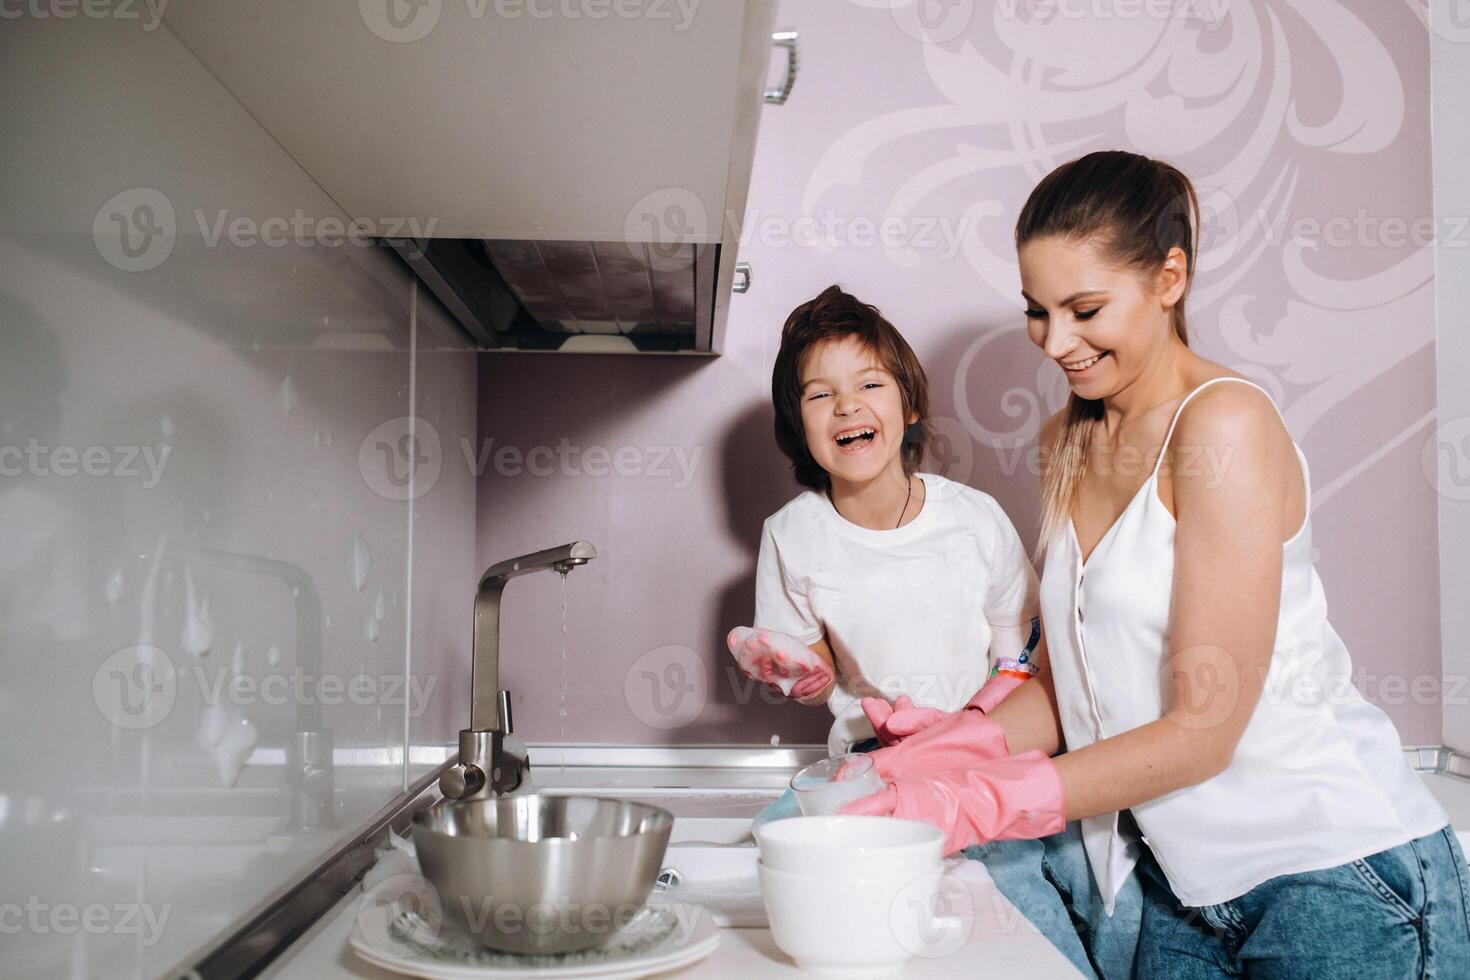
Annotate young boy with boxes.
[728,284,1040,755]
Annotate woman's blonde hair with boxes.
[1014,151,1201,558]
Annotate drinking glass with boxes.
[789,753,885,816]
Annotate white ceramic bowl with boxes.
[758,859,962,977]
[754,815,944,878]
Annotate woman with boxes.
[846,150,1469,977]
[722,283,1135,978]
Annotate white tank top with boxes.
[1039,376,1448,912]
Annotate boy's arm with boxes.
[793,633,837,705]
[970,613,1042,712]
[973,492,1043,712]
[979,624,1063,756]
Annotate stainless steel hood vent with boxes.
[391,237,719,354]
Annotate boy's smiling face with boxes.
[799,336,915,488]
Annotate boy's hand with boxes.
[859,705,1011,782]
[861,695,949,747]
[726,626,834,702]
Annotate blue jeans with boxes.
[964,822,1142,980]
[1135,825,1470,978]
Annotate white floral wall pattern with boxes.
[807,1,1431,479]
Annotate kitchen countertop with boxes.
[254,757,1083,978]
[262,859,1084,979]
[252,753,1466,978]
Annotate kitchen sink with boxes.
[658,811,764,927]
[669,815,758,845]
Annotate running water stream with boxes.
[559,570,569,779]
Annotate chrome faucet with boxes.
[440,541,597,802]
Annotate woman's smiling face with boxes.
[799,336,914,487]
[1017,236,1187,393]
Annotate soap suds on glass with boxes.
[180,566,214,657]
[351,532,372,592]
[197,642,258,787]
[137,535,167,647]
[104,569,125,606]
[277,375,298,416]
[364,585,387,643]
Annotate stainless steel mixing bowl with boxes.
[411,794,674,954]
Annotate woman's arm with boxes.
[1050,382,1292,820]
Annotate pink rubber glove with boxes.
[969,672,1031,714]
[856,702,1011,782]
[862,695,947,747]
[726,626,834,702]
[861,667,1035,747]
[973,613,1042,712]
[839,751,1066,854]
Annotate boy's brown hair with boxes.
[772,285,931,493]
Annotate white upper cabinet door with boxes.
[163,0,779,241]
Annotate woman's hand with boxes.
[840,750,1066,854]
[726,626,835,702]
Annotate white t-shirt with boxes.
[754,472,1041,752]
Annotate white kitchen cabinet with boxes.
[163,0,780,243]
[163,0,784,353]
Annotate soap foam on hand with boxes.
[727,626,825,696]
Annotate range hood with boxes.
[391,237,721,354]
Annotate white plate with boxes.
[349,897,720,980]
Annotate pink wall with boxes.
[480,0,1442,746]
